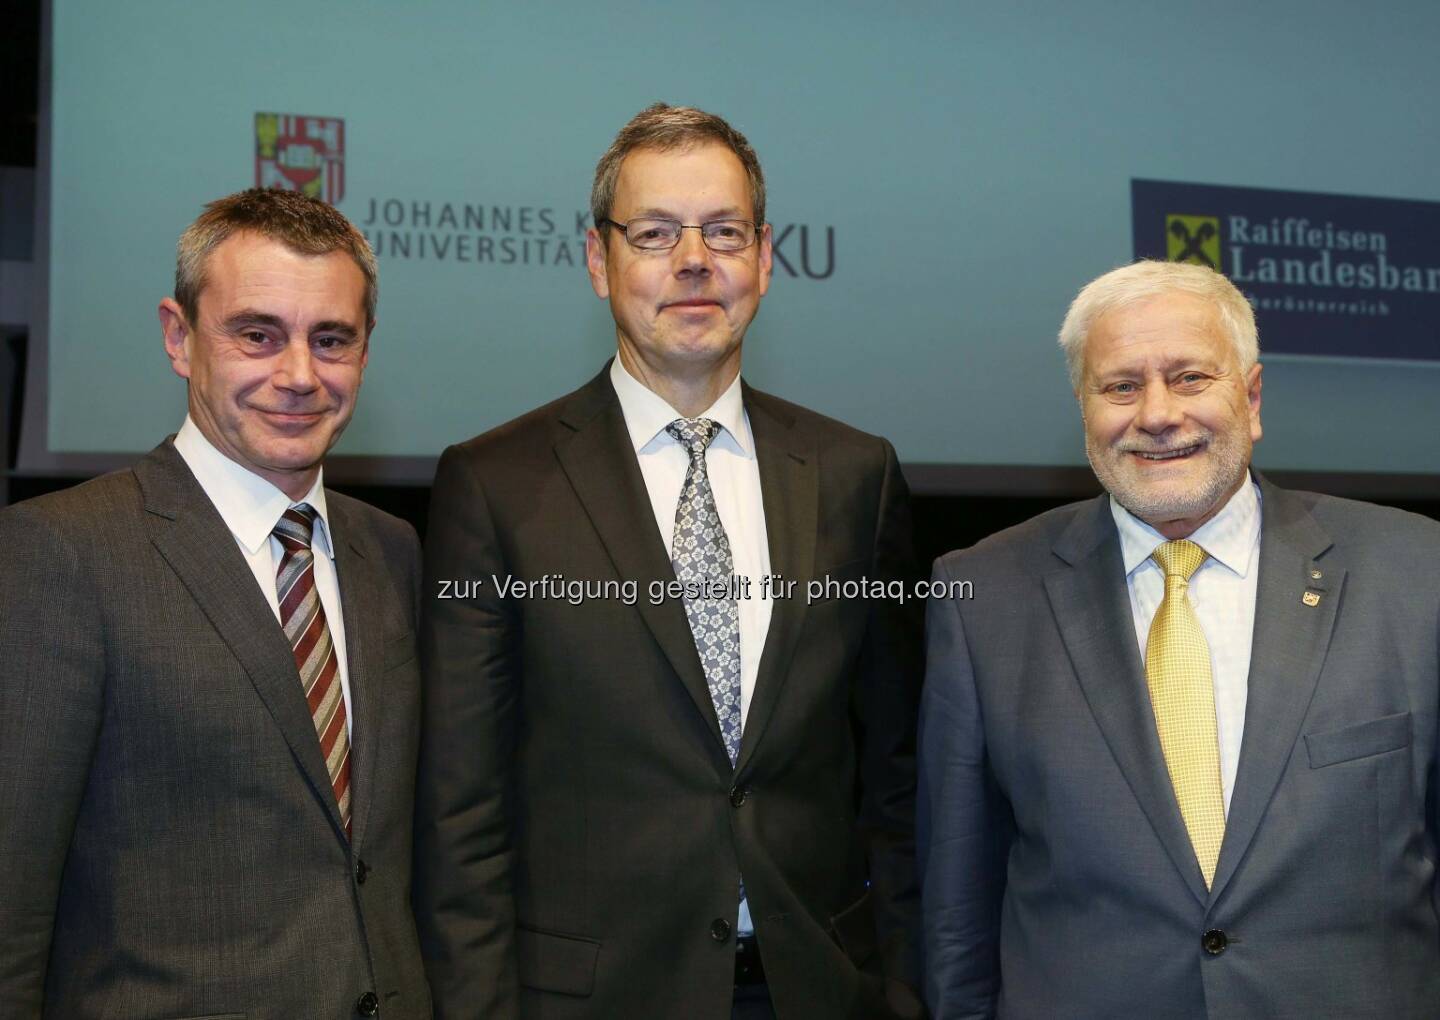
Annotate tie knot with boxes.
[273,503,318,549]
[1152,538,1207,581]
[666,417,722,456]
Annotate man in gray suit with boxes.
[0,188,431,1018]
[919,260,1440,1018]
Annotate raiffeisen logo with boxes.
[1166,214,1221,269]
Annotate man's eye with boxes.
[1110,382,1137,395]
[314,336,342,349]
[635,228,670,242]
[243,331,271,345]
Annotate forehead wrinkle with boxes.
[214,281,366,327]
[626,205,748,221]
[310,320,361,339]
[220,310,285,330]
[1088,349,1233,390]
[613,144,754,220]
[1089,311,1234,378]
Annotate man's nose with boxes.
[673,225,714,275]
[274,340,320,392]
[1136,382,1183,434]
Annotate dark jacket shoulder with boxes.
[743,384,895,459]
[1282,486,1440,549]
[0,469,150,581]
[935,496,1105,579]
[1,465,144,528]
[327,488,419,551]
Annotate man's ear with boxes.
[1246,361,1264,444]
[585,227,611,299]
[756,222,773,298]
[159,298,193,380]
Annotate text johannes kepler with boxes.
[359,199,837,279]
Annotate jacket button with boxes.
[729,786,748,807]
[355,858,370,885]
[710,917,732,943]
[1202,929,1228,955]
[356,990,379,1015]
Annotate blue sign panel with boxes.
[1132,179,1440,360]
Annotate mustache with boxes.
[1116,433,1211,455]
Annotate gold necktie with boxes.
[1146,539,1225,887]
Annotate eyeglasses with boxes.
[600,217,759,253]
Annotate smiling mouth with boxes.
[259,409,326,422]
[1131,442,1204,462]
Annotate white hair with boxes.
[1058,260,1259,391]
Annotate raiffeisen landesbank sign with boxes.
[1133,179,1440,360]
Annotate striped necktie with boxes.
[1146,539,1225,886]
[274,504,351,837]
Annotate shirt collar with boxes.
[172,416,335,560]
[608,356,754,458]
[1110,471,1261,578]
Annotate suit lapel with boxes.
[552,371,729,760]
[330,497,381,851]
[734,388,817,775]
[136,443,348,841]
[1044,497,1211,905]
[1209,480,1339,900]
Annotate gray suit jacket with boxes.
[0,441,432,1019]
[918,477,1440,1019]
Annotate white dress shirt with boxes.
[173,416,353,737]
[609,357,771,934]
[609,357,773,725]
[1111,475,1262,813]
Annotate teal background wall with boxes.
[38,1,1440,476]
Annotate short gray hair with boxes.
[175,187,378,329]
[1058,260,1258,391]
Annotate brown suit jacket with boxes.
[0,441,431,1019]
[415,366,924,1019]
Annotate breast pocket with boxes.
[1305,711,1412,768]
[828,887,878,969]
[383,629,417,671]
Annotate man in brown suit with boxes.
[415,103,924,1019]
[0,188,431,1018]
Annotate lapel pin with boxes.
[1309,569,1322,580]
[1302,591,1321,607]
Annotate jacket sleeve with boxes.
[0,503,106,1015]
[918,554,1008,1020]
[413,445,522,1018]
[855,439,927,1014]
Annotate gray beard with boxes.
[1087,433,1249,530]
